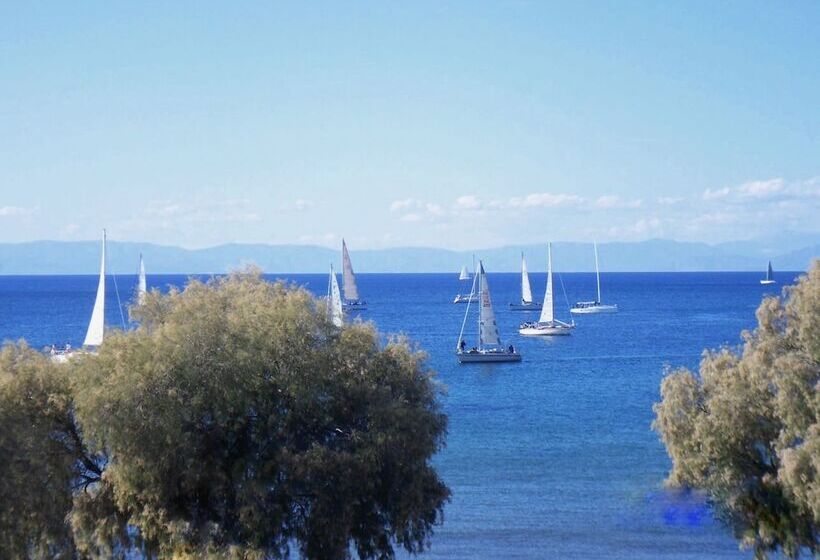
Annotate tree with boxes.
[654,261,819,559]
[0,270,449,559]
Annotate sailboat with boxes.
[341,239,367,310]
[519,243,575,336]
[457,260,521,363]
[137,253,147,305]
[509,252,542,311]
[571,242,618,314]
[454,257,478,303]
[760,261,776,285]
[326,264,344,327]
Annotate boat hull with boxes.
[570,303,618,314]
[509,302,543,311]
[343,300,368,311]
[457,351,522,363]
[453,294,478,303]
[760,280,776,285]
[519,323,574,336]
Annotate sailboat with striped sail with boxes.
[326,263,344,327]
[571,242,618,314]
[341,239,367,310]
[457,261,521,363]
[519,243,575,336]
[509,252,542,311]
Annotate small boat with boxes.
[519,243,575,336]
[457,260,522,363]
[454,258,478,303]
[137,253,147,305]
[509,252,542,311]
[341,239,367,310]
[760,261,776,285]
[326,263,344,327]
[571,242,618,314]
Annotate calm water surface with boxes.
[0,271,798,558]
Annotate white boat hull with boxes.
[343,300,367,311]
[457,350,522,363]
[760,280,776,285]
[519,322,574,336]
[453,294,478,303]
[570,303,618,314]
[509,302,542,311]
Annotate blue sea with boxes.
[0,271,798,559]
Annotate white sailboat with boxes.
[509,252,542,311]
[571,242,618,314]
[341,239,367,310]
[760,261,776,285]
[457,260,521,363]
[137,253,147,305]
[326,263,344,327]
[83,230,107,347]
[454,257,478,303]
[519,243,575,336]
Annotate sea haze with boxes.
[0,271,798,558]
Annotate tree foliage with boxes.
[0,270,449,558]
[654,261,820,558]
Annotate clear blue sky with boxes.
[1,1,818,249]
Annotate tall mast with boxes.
[594,242,601,303]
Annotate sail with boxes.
[594,242,601,303]
[137,253,147,305]
[459,265,470,281]
[341,239,360,302]
[767,261,773,280]
[478,261,501,348]
[83,230,106,347]
[521,253,533,304]
[328,265,343,327]
[538,243,555,324]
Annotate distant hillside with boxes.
[0,237,816,274]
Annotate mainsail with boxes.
[459,265,470,281]
[521,253,533,304]
[766,261,773,281]
[83,230,106,347]
[137,253,147,305]
[478,261,501,348]
[341,239,360,302]
[328,264,343,327]
[538,243,555,324]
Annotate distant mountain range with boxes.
[0,233,817,274]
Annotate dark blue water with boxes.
[0,271,797,558]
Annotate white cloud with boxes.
[657,196,685,205]
[0,206,36,217]
[294,199,313,211]
[389,198,416,212]
[507,193,583,208]
[454,195,481,210]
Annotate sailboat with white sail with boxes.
[509,252,542,311]
[454,257,478,303]
[341,239,367,310]
[760,261,776,285]
[137,253,147,305]
[457,260,521,363]
[571,242,617,314]
[519,243,575,336]
[327,263,344,327]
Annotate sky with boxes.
[1,1,818,250]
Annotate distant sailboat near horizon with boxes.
[509,252,542,311]
[341,239,367,310]
[571,242,618,314]
[457,260,521,363]
[519,243,575,336]
[454,257,478,303]
[760,261,776,285]
[137,253,147,305]
[327,263,344,327]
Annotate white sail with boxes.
[327,264,343,327]
[83,230,106,347]
[478,261,501,348]
[341,239,360,302]
[137,253,147,305]
[767,261,773,281]
[594,242,601,303]
[521,253,533,304]
[538,243,555,324]
[459,265,470,281]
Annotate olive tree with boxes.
[654,261,819,558]
[0,269,449,559]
